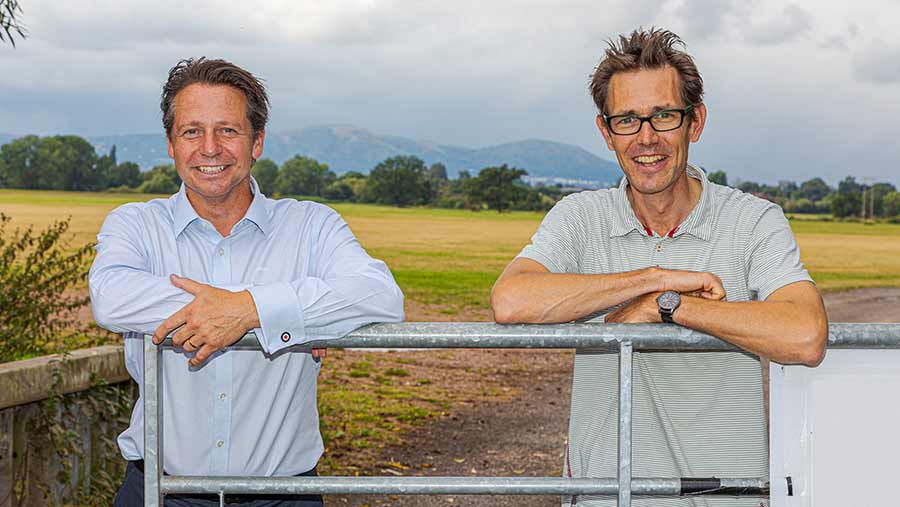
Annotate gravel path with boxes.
[326,289,899,507]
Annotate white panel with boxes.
[770,350,900,507]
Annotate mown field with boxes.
[3,188,900,476]
[2,188,899,308]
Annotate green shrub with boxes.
[0,214,96,362]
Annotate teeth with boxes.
[635,155,665,164]
[197,165,226,174]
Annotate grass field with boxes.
[3,188,899,476]
[2,188,900,314]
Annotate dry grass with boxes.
[2,189,899,307]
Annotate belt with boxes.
[130,460,321,503]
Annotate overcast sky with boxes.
[2,0,899,185]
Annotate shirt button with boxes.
[217,248,225,256]
[219,393,227,400]
[656,244,662,252]
[217,440,224,447]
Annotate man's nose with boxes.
[636,119,659,145]
[200,130,223,157]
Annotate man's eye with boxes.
[182,129,201,138]
[654,111,674,120]
[221,128,238,135]
[615,116,637,125]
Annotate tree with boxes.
[0,135,41,188]
[837,176,861,195]
[883,192,900,218]
[251,158,279,195]
[108,162,143,188]
[464,165,529,212]
[797,177,831,202]
[276,155,335,197]
[139,171,179,194]
[364,156,432,206]
[871,182,897,217]
[707,170,728,186]
[0,0,26,47]
[427,162,448,181]
[139,164,179,194]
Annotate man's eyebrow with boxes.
[610,104,678,116]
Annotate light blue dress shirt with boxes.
[89,179,404,476]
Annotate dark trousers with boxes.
[113,461,324,507]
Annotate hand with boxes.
[153,275,260,367]
[604,292,663,324]
[655,268,726,301]
[311,348,327,360]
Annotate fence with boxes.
[144,322,900,507]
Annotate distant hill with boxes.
[1,125,621,185]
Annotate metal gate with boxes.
[142,322,900,506]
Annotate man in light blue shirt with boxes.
[89,57,404,506]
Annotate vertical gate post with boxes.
[144,335,162,507]
[618,340,633,507]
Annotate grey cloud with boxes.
[819,34,848,51]
[743,4,814,46]
[676,0,746,40]
[853,41,900,84]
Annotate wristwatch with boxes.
[656,290,681,324]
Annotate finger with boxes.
[171,324,195,348]
[183,335,203,353]
[312,348,327,359]
[189,344,217,368]
[153,308,188,344]
[170,274,206,295]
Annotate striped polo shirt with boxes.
[518,165,812,507]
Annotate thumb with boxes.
[170,274,204,294]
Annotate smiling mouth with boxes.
[195,164,229,175]
[633,155,668,166]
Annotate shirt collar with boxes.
[608,163,712,241]
[172,177,272,238]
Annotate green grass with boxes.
[2,188,899,309]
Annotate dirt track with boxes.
[327,288,900,507]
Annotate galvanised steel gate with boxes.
[142,322,900,506]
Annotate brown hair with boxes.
[161,57,270,139]
[589,28,703,118]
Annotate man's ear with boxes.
[689,103,707,143]
[596,115,615,151]
[252,129,266,160]
[167,132,175,159]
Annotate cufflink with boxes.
[281,332,291,343]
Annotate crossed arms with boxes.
[491,258,828,366]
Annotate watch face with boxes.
[657,291,680,311]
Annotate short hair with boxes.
[161,57,270,139]
[589,28,704,117]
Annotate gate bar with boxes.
[155,322,900,351]
[159,476,769,496]
[618,340,633,507]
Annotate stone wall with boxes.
[0,346,134,506]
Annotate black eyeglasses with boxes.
[603,105,694,135]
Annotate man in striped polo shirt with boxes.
[491,28,828,506]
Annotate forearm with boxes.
[90,267,250,334]
[492,267,661,323]
[674,292,827,365]
[248,261,404,352]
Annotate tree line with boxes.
[706,170,900,220]
[0,134,559,212]
[2,135,898,219]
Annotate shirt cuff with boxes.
[246,282,306,354]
